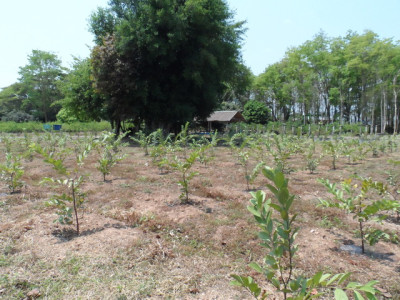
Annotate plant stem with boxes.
[72,179,80,235]
[359,219,364,254]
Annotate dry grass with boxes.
[0,133,399,299]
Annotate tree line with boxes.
[1,2,399,134]
[251,30,400,133]
[0,0,245,134]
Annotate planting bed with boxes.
[0,132,399,299]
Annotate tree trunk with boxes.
[340,91,344,125]
[383,89,387,133]
[394,71,400,134]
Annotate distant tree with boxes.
[91,34,142,134]
[89,0,245,132]
[1,110,34,122]
[18,50,65,122]
[58,58,104,122]
[221,63,254,109]
[0,83,27,118]
[243,100,270,124]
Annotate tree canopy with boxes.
[88,0,245,133]
[252,30,400,133]
[18,50,65,122]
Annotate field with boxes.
[0,131,399,299]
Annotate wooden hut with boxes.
[206,110,246,131]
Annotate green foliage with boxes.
[319,177,399,253]
[58,58,104,123]
[95,131,128,181]
[31,132,71,166]
[1,110,34,122]
[189,134,218,167]
[220,63,254,109]
[304,141,319,174]
[0,121,111,133]
[89,0,245,131]
[238,151,251,190]
[271,135,294,173]
[0,134,13,153]
[0,82,26,118]
[253,30,400,127]
[386,160,400,221]
[43,176,86,226]
[322,139,343,170]
[34,140,93,235]
[18,50,65,122]
[131,130,152,156]
[0,153,24,193]
[174,122,194,158]
[231,167,380,299]
[149,129,173,173]
[169,150,200,204]
[243,100,270,124]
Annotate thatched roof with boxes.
[206,111,245,123]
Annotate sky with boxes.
[1,0,400,89]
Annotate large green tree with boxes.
[58,58,104,122]
[18,50,65,122]
[89,0,245,133]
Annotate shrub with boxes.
[1,110,35,122]
[243,100,270,124]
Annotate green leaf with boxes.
[266,184,278,195]
[358,286,376,294]
[247,206,261,217]
[258,232,271,241]
[289,280,300,291]
[271,277,280,289]
[274,172,285,188]
[354,290,365,300]
[346,281,360,289]
[248,262,263,273]
[337,272,351,285]
[269,203,282,212]
[310,271,323,285]
[334,288,348,300]
[364,293,377,300]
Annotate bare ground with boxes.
[0,135,399,299]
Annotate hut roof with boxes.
[206,111,245,122]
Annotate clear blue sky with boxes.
[1,0,400,89]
